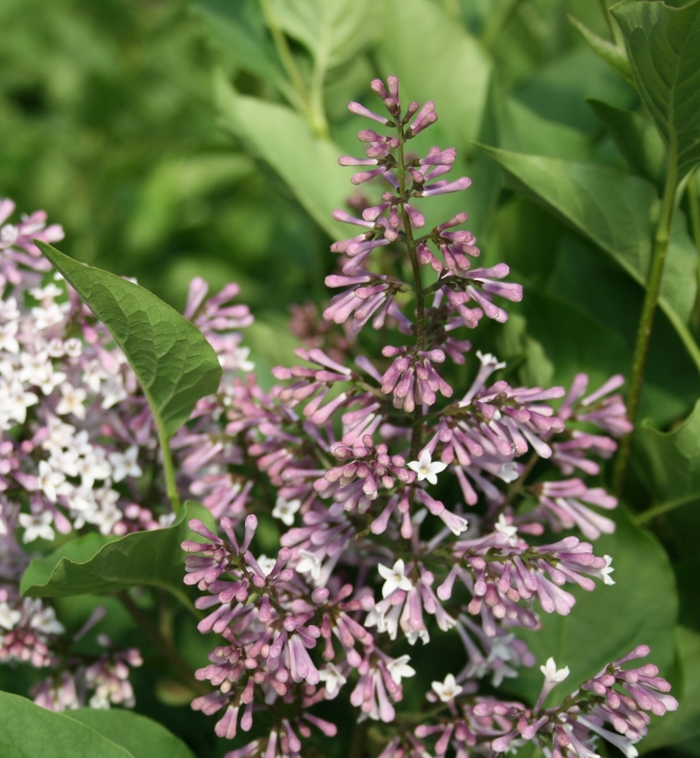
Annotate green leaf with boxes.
[612,0,700,180]
[270,0,375,70]
[215,71,349,240]
[568,15,634,87]
[0,691,132,758]
[38,242,221,439]
[638,398,700,502]
[377,0,491,148]
[587,98,666,184]
[20,501,213,605]
[64,709,195,758]
[548,235,700,425]
[504,508,677,704]
[642,626,700,752]
[476,146,700,371]
[498,97,593,162]
[520,290,632,390]
[193,0,296,105]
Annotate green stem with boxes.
[613,152,679,495]
[688,171,700,330]
[259,0,310,120]
[156,418,180,513]
[117,591,209,696]
[635,492,700,526]
[598,0,617,41]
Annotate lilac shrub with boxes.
[180,79,676,757]
[0,77,677,756]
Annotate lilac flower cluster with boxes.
[178,78,673,758]
[0,76,675,756]
[0,199,252,709]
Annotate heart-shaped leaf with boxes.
[215,72,349,240]
[476,146,700,371]
[0,691,131,758]
[65,709,195,758]
[20,501,213,606]
[38,242,221,440]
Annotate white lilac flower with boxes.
[495,514,518,545]
[296,549,323,583]
[0,320,19,353]
[256,555,276,576]
[377,558,412,598]
[595,555,615,585]
[109,447,142,483]
[432,673,463,702]
[271,496,301,526]
[18,511,55,543]
[56,384,87,420]
[29,603,65,635]
[407,449,447,485]
[0,601,21,630]
[386,654,416,685]
[540,657,570,684]
[318,663,347,696]
[36,461,70,503]
[101,375,128,409]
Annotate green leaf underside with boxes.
[504,508,677,705]
[215,72,350,240]
[612,0,700,181]
[377,0,491,150]
[270,0,374,71]
[636,398,700,505]
[20,501,213,602]
[64,709,195,758]
[568,15,634,87]
[38,242,221,439]
[587,98,665,184]
[476,146,698,358]
[0,691,132,758]
[193,0,293,101]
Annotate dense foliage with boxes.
[1,1,700,757]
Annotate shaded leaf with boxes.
[215,71,349,239]
[377,0,491,148]
[39,242,221,439]
[635,399,700,520]
[65,709,195,758]
[504,508,677,704]
[548,235,700,425]
[193,0,296,105]
[498,97,593,161]
[0,691,131,758]
[612,0,700,180]
[476,146,699,366]
[513,46,634,134]
[20,501,213,605]
[588,98,666,184]
[270,0,376,70]
[568,15,634,86]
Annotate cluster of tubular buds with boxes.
[392,648,676,758]
[183,515,336,745]
[438,533,615,638]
